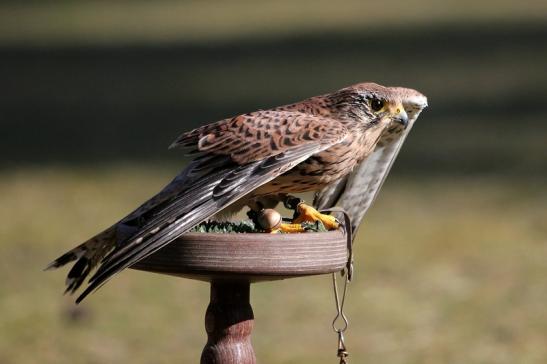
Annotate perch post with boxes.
[202,280,254,364]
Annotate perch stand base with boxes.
[131,230,347,363]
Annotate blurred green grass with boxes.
[1,166,545,363]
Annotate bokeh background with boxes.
[1,1,546,363]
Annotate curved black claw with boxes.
[283,195,303,220]
[247,209,260,228]
[283,196,302,211]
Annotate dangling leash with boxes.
[320,207,354,363]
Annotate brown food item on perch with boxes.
[256,208,282,230]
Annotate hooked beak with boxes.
[393,108,408,129]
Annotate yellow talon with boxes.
[270,223,306,234]
[292,203,340,230]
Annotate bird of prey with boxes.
[46,82,427,303]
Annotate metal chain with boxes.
[332,272,350,363]
[336,331,349,364]
[321,208,354,364]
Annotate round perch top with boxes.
[130,230,348,282]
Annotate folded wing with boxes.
[72,110,347,302]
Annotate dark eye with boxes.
[370,98,384,112]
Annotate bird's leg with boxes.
[246,209,261,228]
[284,196,340,230]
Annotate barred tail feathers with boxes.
[45,226,117,294]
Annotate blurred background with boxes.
[1,1,546,363]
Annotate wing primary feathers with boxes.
[75,142,338,303]
[47,110,348,302]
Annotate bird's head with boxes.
[327,82,428,131]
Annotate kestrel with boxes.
[47,82,427,302]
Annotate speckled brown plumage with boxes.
[47,82,427,302]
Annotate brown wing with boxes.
[74,110,347,302]
[171,109,343,163]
